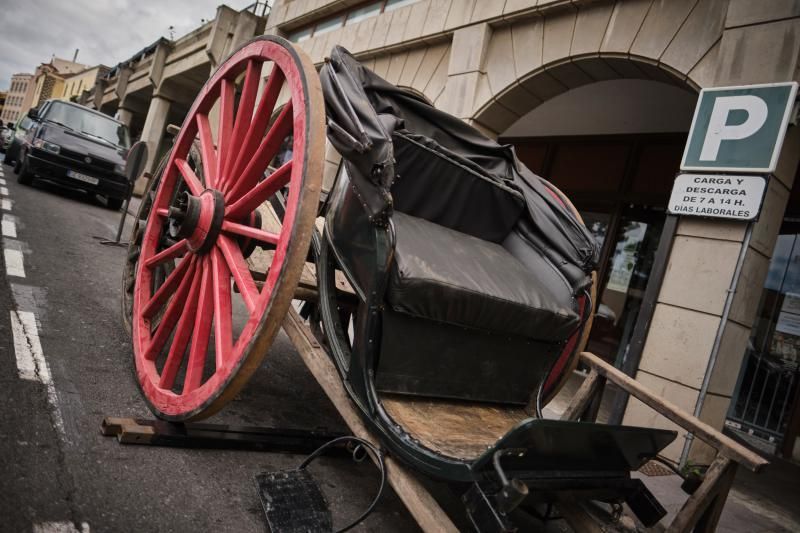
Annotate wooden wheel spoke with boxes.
[222,60,261,181]
[144,239,187,269]
[144,257,198,361]
[221,220,279,246]
[217,235,258,315]
[226,161,292,219]
[211,247,233,370]
[229,64,285,186]
[225,101,293,203]
[216,79,235,189]
[183,257,214,393]
[175,158,204,196]
[196,114,218,188]
[142,253,193,319]
[158,267,203,390]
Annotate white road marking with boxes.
[1,198,11,211]
[4,247,25,277]
[33,521,90,533]
[0,177,6,184]
[10,311,67,440]
[0,186,9,196]
[2,214,16,238]
[11,310,40,381]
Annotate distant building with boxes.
[25,57,89,114]
[0,91,6,123]
[61,65,110,104]
[1,73,33,124]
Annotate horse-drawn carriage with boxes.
[120,37,766,531]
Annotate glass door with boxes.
[585,207,665,366]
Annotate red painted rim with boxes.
[540,182,596,402]
[132,37,324,419]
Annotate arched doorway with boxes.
[475,59,698,418]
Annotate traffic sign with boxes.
[667,173,767,221]
[681,82,798,173]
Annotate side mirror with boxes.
[27,108,39,120]
[125,141,149,183]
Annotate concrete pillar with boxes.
[206,5,239,70]
[438,23,491,120]
[115,67,133,101]
[136,94,171,195]
[623,7,800,464]
[116,107,134,127]
[148,40,170,89]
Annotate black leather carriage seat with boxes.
[387,211,580,342]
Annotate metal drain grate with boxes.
[638,460,675,477]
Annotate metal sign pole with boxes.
[98,141,149,247]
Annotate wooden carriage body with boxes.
[120,36,767,532]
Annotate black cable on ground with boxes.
[298,436,387,533]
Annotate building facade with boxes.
[61,65,109,103]
[1,73,33,125]
[24,57,89,115]
[266,0,800,465]
[84,3,268,190]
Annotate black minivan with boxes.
[14,100,132,209]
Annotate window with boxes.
[314,14,345,36]
[346,1,382,24]
[384,0,416,11]
[288,26,313,43]
[286,0,419,42]
[44,101,131,148]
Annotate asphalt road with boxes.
[0,157,424,533]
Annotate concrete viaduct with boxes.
[84,4,268,193]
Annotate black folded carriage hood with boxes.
[319,46,600,285]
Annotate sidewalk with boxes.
[546,372,800,532]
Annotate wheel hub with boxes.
[169,189,225,254]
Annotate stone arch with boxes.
[473,52,701,137]
[468,0,731,136]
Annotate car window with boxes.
[43,101,131,148]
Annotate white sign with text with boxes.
[667,173,767,221]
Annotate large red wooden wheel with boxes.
[132,36,325,420]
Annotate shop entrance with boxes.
[502,133,685,366]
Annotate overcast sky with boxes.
[0,0,258,91]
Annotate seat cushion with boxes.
[387,212,580,341]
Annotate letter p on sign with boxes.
[682,82,798,173]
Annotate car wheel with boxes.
[17,155,32,185]
[106,196,124,211]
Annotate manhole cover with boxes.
[638,460,674,477]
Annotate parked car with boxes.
[14,100,132,209]
[0,124,13,152]
[3,116,33,164]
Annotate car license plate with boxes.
[67,169,99,186]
